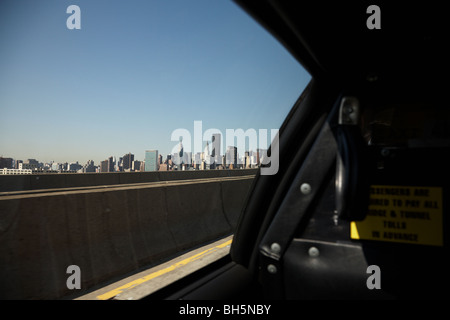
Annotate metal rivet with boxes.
[308,247,320,257]
[270,243,281,254]
[300,183,311,195]
[381,148,390,157]
[267,264,277,274]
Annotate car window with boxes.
[0,0,310,171]
[0,0,311,300]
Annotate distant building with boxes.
[250,155,257,167]
[145,150,159,171]
[19,162,37,170]
[0,157,13,169]
[244,151,251,168]
[51,162,61,171]
[200,160,207,170]
[68,162,82,172]
[184,151,192,168]
[194,153,201,169]
[131,160,141,172]
[117,157,123,172]
[173,150,190,168]
[100,160,109,173]
[123,153,134,171]
[1,168,32,175]
[178,138,183,161]
[25,159,39,166]
[84,160,96,173]
[108,156,115,172]
[211,133,221,164]
[204,141,210,159]
[15,160,23,169]
[226,146,237,168]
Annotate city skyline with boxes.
[0,134,271,167]
[0,142,267,174]
[0,1,311,165]
[1,141,268,169]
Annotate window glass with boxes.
[0,0,311,170]
[0,0,312,300]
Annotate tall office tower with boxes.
[132,160,141,171]
[122,152,134,170]
[244,151,250,168]
[100,160,109,173]
[178,137,184,161]
[204,141,210,158]
[107,156,115,172]
[145,150,159,171]
[226,146,237,168]
[211,133,221,164]
[221,155,226,167]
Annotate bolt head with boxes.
[381,148,390,157]
[308,246,320,257]
[270,243,281,254]
[300,183,312,195]
[267,264,277,274]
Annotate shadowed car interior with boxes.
[144,0,449,300]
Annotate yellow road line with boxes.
[96,239,232,300]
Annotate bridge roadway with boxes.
[0,170,256,300]
[76,235,233,300]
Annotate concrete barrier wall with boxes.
[0,173,255,299]
[0,169,258,193]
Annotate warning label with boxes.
[351,185,443,246]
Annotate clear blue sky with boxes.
[0,0,311,165]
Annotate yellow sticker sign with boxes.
[351,185,443,246]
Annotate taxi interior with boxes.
[145,1,449,299]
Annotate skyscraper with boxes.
[132,160,141,171]
[145,150,159,171]
[211,133,221,164]
[226,146,237,168]
[179,137,183,159]
[100,160,109,173]
[204,141,210,158]
[108,156,115,172]
[123,152,134,170]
